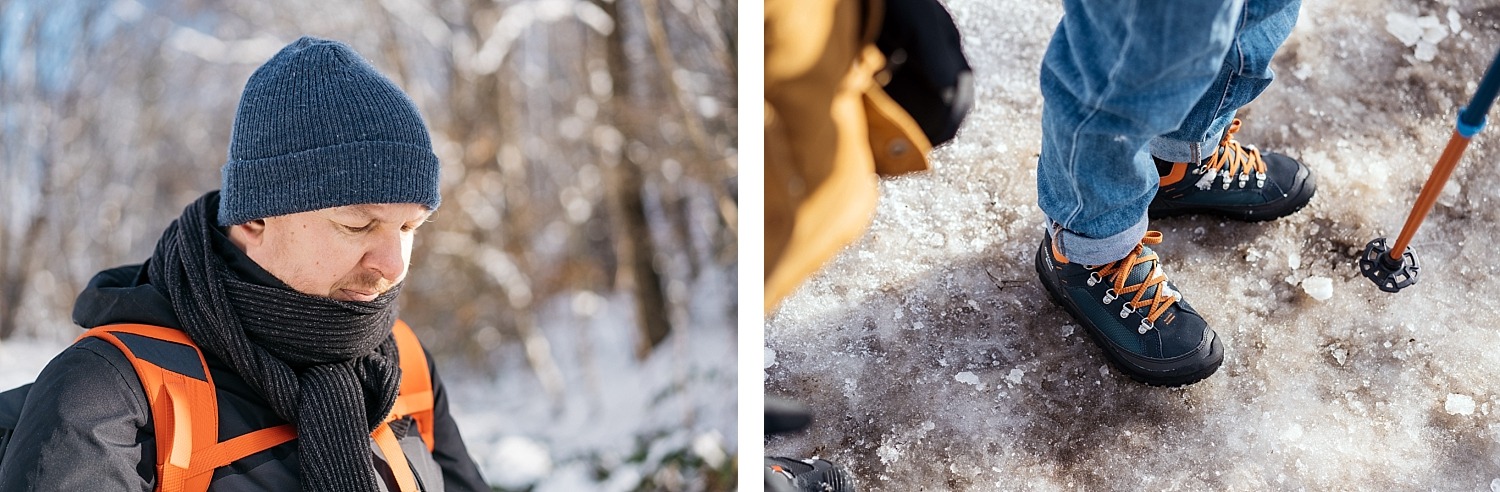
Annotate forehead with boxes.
[318,203,433,222]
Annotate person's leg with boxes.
[1035,0,1247,386]
[1037,0,1244,265]
[1146,0,1316,221]
[1152,0,1302,163]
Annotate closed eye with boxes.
[401,218,432,233]
[343,222,374,233]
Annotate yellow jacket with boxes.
[765,0,933,312]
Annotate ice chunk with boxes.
[1329,345,1348,366]
[1302,276,1334,301]
[1445,393,1476,415]
[1387,13,1447,62]
[1006,368,1024,385]
[1448,8,1462,34]
[1289,252,1302,270]
[955,371,980,385]
[1421,16,1448,45]
[877,441,903,465]
[1386,12,1424,47]
[1415,42,1438,62]
[764,347,777,369]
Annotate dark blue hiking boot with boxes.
[1150,118,1316,221]
[766,456,857,492]
[1034,229,1223,386]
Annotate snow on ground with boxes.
[766,0,1500,490]
[445,284,738,491]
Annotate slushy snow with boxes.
[767,0,1500,490]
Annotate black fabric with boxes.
[875,0,974,146]
[0,384,29,469]
[147,191,402,492]
[73,262,181,329]
[114,332,209,382]
[0,338,157,490]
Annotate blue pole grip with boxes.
[1457,45,1500,137]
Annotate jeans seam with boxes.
[1061,0,1139,234]
[1206,6,1250,148]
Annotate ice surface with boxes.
[767,0,1500,490]
[1301,276,1334,301]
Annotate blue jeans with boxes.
[1037,0,1300,265]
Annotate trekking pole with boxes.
[1360,45,1500,293]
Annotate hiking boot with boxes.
[1150,118,1316,221]
[1034,229,1223,386]
[766,456,858,492]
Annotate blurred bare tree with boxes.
[0,0,738,377]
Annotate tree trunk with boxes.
[597,0,672,359]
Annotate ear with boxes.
[226,219,268,251]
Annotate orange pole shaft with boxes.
[1389,131,1473,259]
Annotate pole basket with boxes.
[1359,237,1421,293]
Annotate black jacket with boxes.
[0,227,488,491]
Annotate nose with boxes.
[363,228,409,283]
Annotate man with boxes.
[0,36,487,490]
[1034,0,1315,386]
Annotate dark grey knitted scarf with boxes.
[148,191,402,492]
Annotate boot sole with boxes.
[1032,244,1223,387]
[1148,164,1318,222]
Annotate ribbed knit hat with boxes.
[218,36,441,226]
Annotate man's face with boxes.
[236,203,432,301]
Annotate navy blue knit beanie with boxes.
[218,36,441,226]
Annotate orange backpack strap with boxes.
[80,321,432,490]
[78,324,222,492]
[390,320,435,451]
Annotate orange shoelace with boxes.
[1194,118,1268,190]
[1084,231,1180,334]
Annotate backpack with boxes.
[0,321,434,492]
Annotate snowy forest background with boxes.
[0,0,738,490]
[766,0,1500,491]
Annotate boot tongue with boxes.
[1121,246,1162,300]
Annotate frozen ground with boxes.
[765,0,1500,490]
[1,282,736,492]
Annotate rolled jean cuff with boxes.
[1148,135,1213,164]
[1051,212,1149,266]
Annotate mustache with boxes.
[332,271,397,296]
